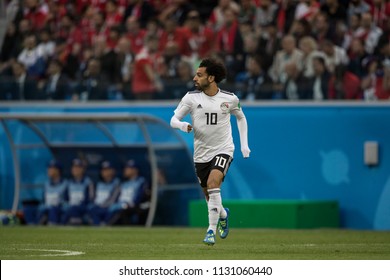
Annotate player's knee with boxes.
[207,178,220,190]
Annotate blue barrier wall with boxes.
[1,102,389,229]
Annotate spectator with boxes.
[311,12,333,44]
[63,158,94,225]
[106,26,122,51]
[242,32,260,64]
[235,55,274,100]
[288,18,312,41]
[182,9,216,60]
[78,5,98,48]
[299,36,323,78]
[282,61,312,100]
[257,23,281,72]
[320,0,348,32]
[279,0,299,35]
[370,0,390,29]
[15,18,33,54]
[17,34,46,79]
[38,159,68,225]
[347,37,369,78]
[321,39,349,73]
[158,16,190,56]
[295,0,320,23]
[207,0,240,31]
[268,35,304,85]
[310,55,332,100]
[107,160,150,225]
[62,43,82,82]
[40,59,70,100]
[131,34,163,100]
[354,12,383,55]
[115,36,134,100]
[88,11,107,48]
[124,17,147,55]
[162,59,195,99]
[347,13,362,47]
[0,61,40,100]
[215,7,244,82]
[333,20,350,49]
[74,58,109,100]
[0,22,19,63]
[104,0,123,32]
[159,41,183,81]
[56,14,83,53]
[328,64,362,99]
[254,0,279,28]
[36,29,56,61]
[22,0,49,31]
[361,57,390,100]
[348,0,371,21]
[123,0,157,29]
[88,160,121,226]
[158,0,194,26]
[97,28,124,91]
[237,0,257,25]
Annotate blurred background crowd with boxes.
[1,0,390,101]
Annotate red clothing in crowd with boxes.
[216,20,240,55]
[182,26,216,58]
[158,27,190,56]
[24,5,48,30]
[132,49,161,95]
[328,71,363,99]
[374,76,390,99]
[126,29,147,54]
[370,1,390,28]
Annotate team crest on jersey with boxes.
[220,102,230,113]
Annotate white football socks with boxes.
[207,188,227,233]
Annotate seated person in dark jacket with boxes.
[235,55,274,100]
[0,61,41,100]
[40,59,71,100]
[74,58,109,101]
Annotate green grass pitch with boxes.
[1,226,389,260]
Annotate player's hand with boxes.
[181,122,193,133]
[241,146,251,158]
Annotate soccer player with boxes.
[62,158,94,225]
[170,58,251,245]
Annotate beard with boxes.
[194,81,210,91]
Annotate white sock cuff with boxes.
[208,188,221,196]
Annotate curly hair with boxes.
[199,58,227,83]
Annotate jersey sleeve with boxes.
[230,95,242,115]
[173,93,192,120]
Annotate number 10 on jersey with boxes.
[205,113,217,125]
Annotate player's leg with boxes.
[209,154,232,239]
[203,154,232,244]
[206,169,225,233]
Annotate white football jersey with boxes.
[174,89,243,163]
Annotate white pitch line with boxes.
[21,249,85,256]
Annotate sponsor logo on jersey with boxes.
[220,102,229,113]
[197,104,203,109]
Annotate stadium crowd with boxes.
[29,158,151,226]
[1,0,390,101]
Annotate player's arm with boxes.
[170,97,193,133]
[232,105,251,158]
